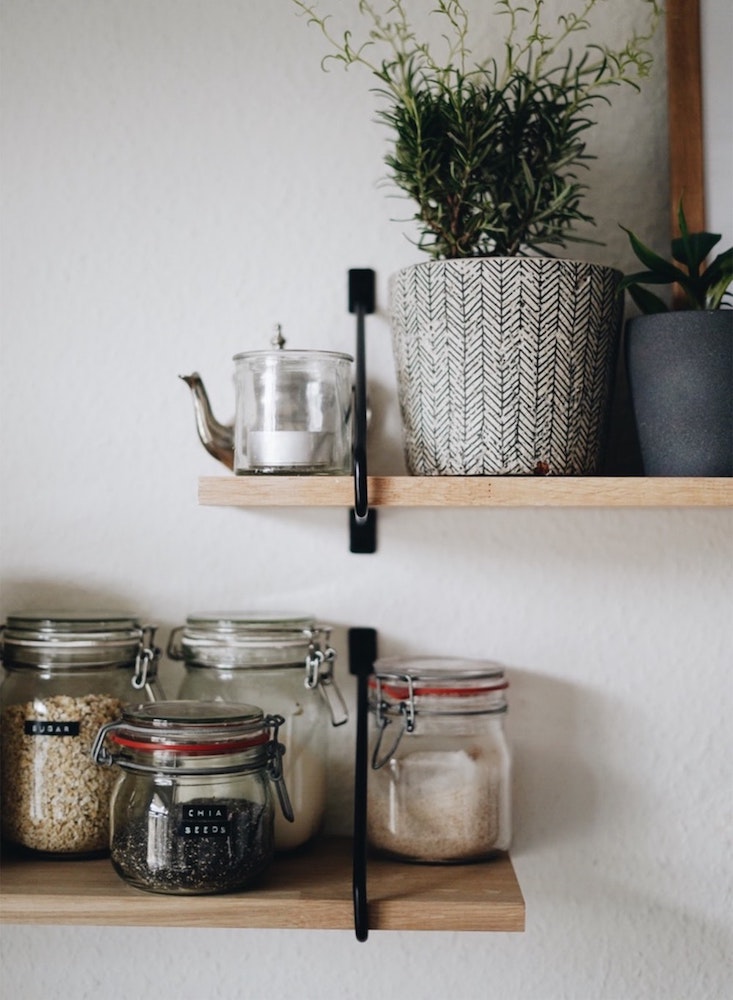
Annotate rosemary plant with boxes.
[291,0,661,258]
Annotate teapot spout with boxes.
[179,372,234,471]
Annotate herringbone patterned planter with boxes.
[389,258,623,475]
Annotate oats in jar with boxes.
[1,693,123,855]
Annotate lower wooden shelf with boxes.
[0,837,525,932]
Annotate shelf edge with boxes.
[0,841,525,933]
[198,475,733,509]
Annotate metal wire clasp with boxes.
[132,625,161,698]
[304,635,349,727]
[265,714,294,823]
[371,673,417,770]
[90,719,122,767]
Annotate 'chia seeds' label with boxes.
[178,804,230,838]
[112,798,269,892]
[24,720,80,737]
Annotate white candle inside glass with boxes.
[248,430,331,467]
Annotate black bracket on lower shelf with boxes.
[349,268,376,554]
[348,625,377,941]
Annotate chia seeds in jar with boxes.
[367,658,511,863]
[91,700,293,894]
[170,611,347,851]
[0,611,162,857]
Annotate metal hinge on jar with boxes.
[304,634,348,727]
[371,673,417,769]
[265,713,294,822]
[132,625,161,699]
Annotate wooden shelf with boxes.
[0,837,524,932]
[199,475,733,508]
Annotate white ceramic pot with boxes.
[389,257,623,475]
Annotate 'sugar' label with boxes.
[178,804,230,838]
[24,720,80,737]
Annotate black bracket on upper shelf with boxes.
[349,268,377,554]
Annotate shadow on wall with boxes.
[508,668,611,855]
[327,658,632,852]
[603,332,644,475]
[1,578,144,615]
[0,589,645,858]
[365,377,408,476]
[0,585,358,837]
[0,577,181,697]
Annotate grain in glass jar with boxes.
[367,658,511,863]
[170,611,347,850]
[91,700,293,894]
[0,611,162,857]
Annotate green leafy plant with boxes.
[619,200,733,312]
[291,0,661,258]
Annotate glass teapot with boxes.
[181,327,353,475]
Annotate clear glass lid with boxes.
[185,611,316,633]
[107,700,268,751]
[4,611,143,634]
[168,611,329,668]
[369,657,508,719]
[371,656,506,695]
[232,349,353,363]
[121,699,264,727]
[1,610,152,668]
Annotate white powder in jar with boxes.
[367,745,500,861]
[275,744,326,850]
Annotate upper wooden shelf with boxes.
[0,837,524,932]
[199,475,733,509]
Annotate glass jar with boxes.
[170,611,347,851]
[0,611,162,857]
[367,657,511,863]
[233,349,354,474]
[91,700,293,895]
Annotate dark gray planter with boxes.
[625,310,733,476]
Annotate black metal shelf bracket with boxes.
[348,625,378,941]
[348,268,377,554]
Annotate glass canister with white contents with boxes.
[367,658,511,863]
[169,612,347,851]
[0,611,162,857]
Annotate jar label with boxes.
[178,804,229,838]
[23,720,80,737]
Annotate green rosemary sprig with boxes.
[291,0,662,258]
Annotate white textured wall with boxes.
[1,2,731,999]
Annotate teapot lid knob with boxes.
[271,324,286,350]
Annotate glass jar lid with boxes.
[1,611,154,669]
[370,657,508,717]
[5,611,143,633]
[106,700,269,754]
[232,349,353,363]
[91,702,295,820]
[168,611,329,669]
